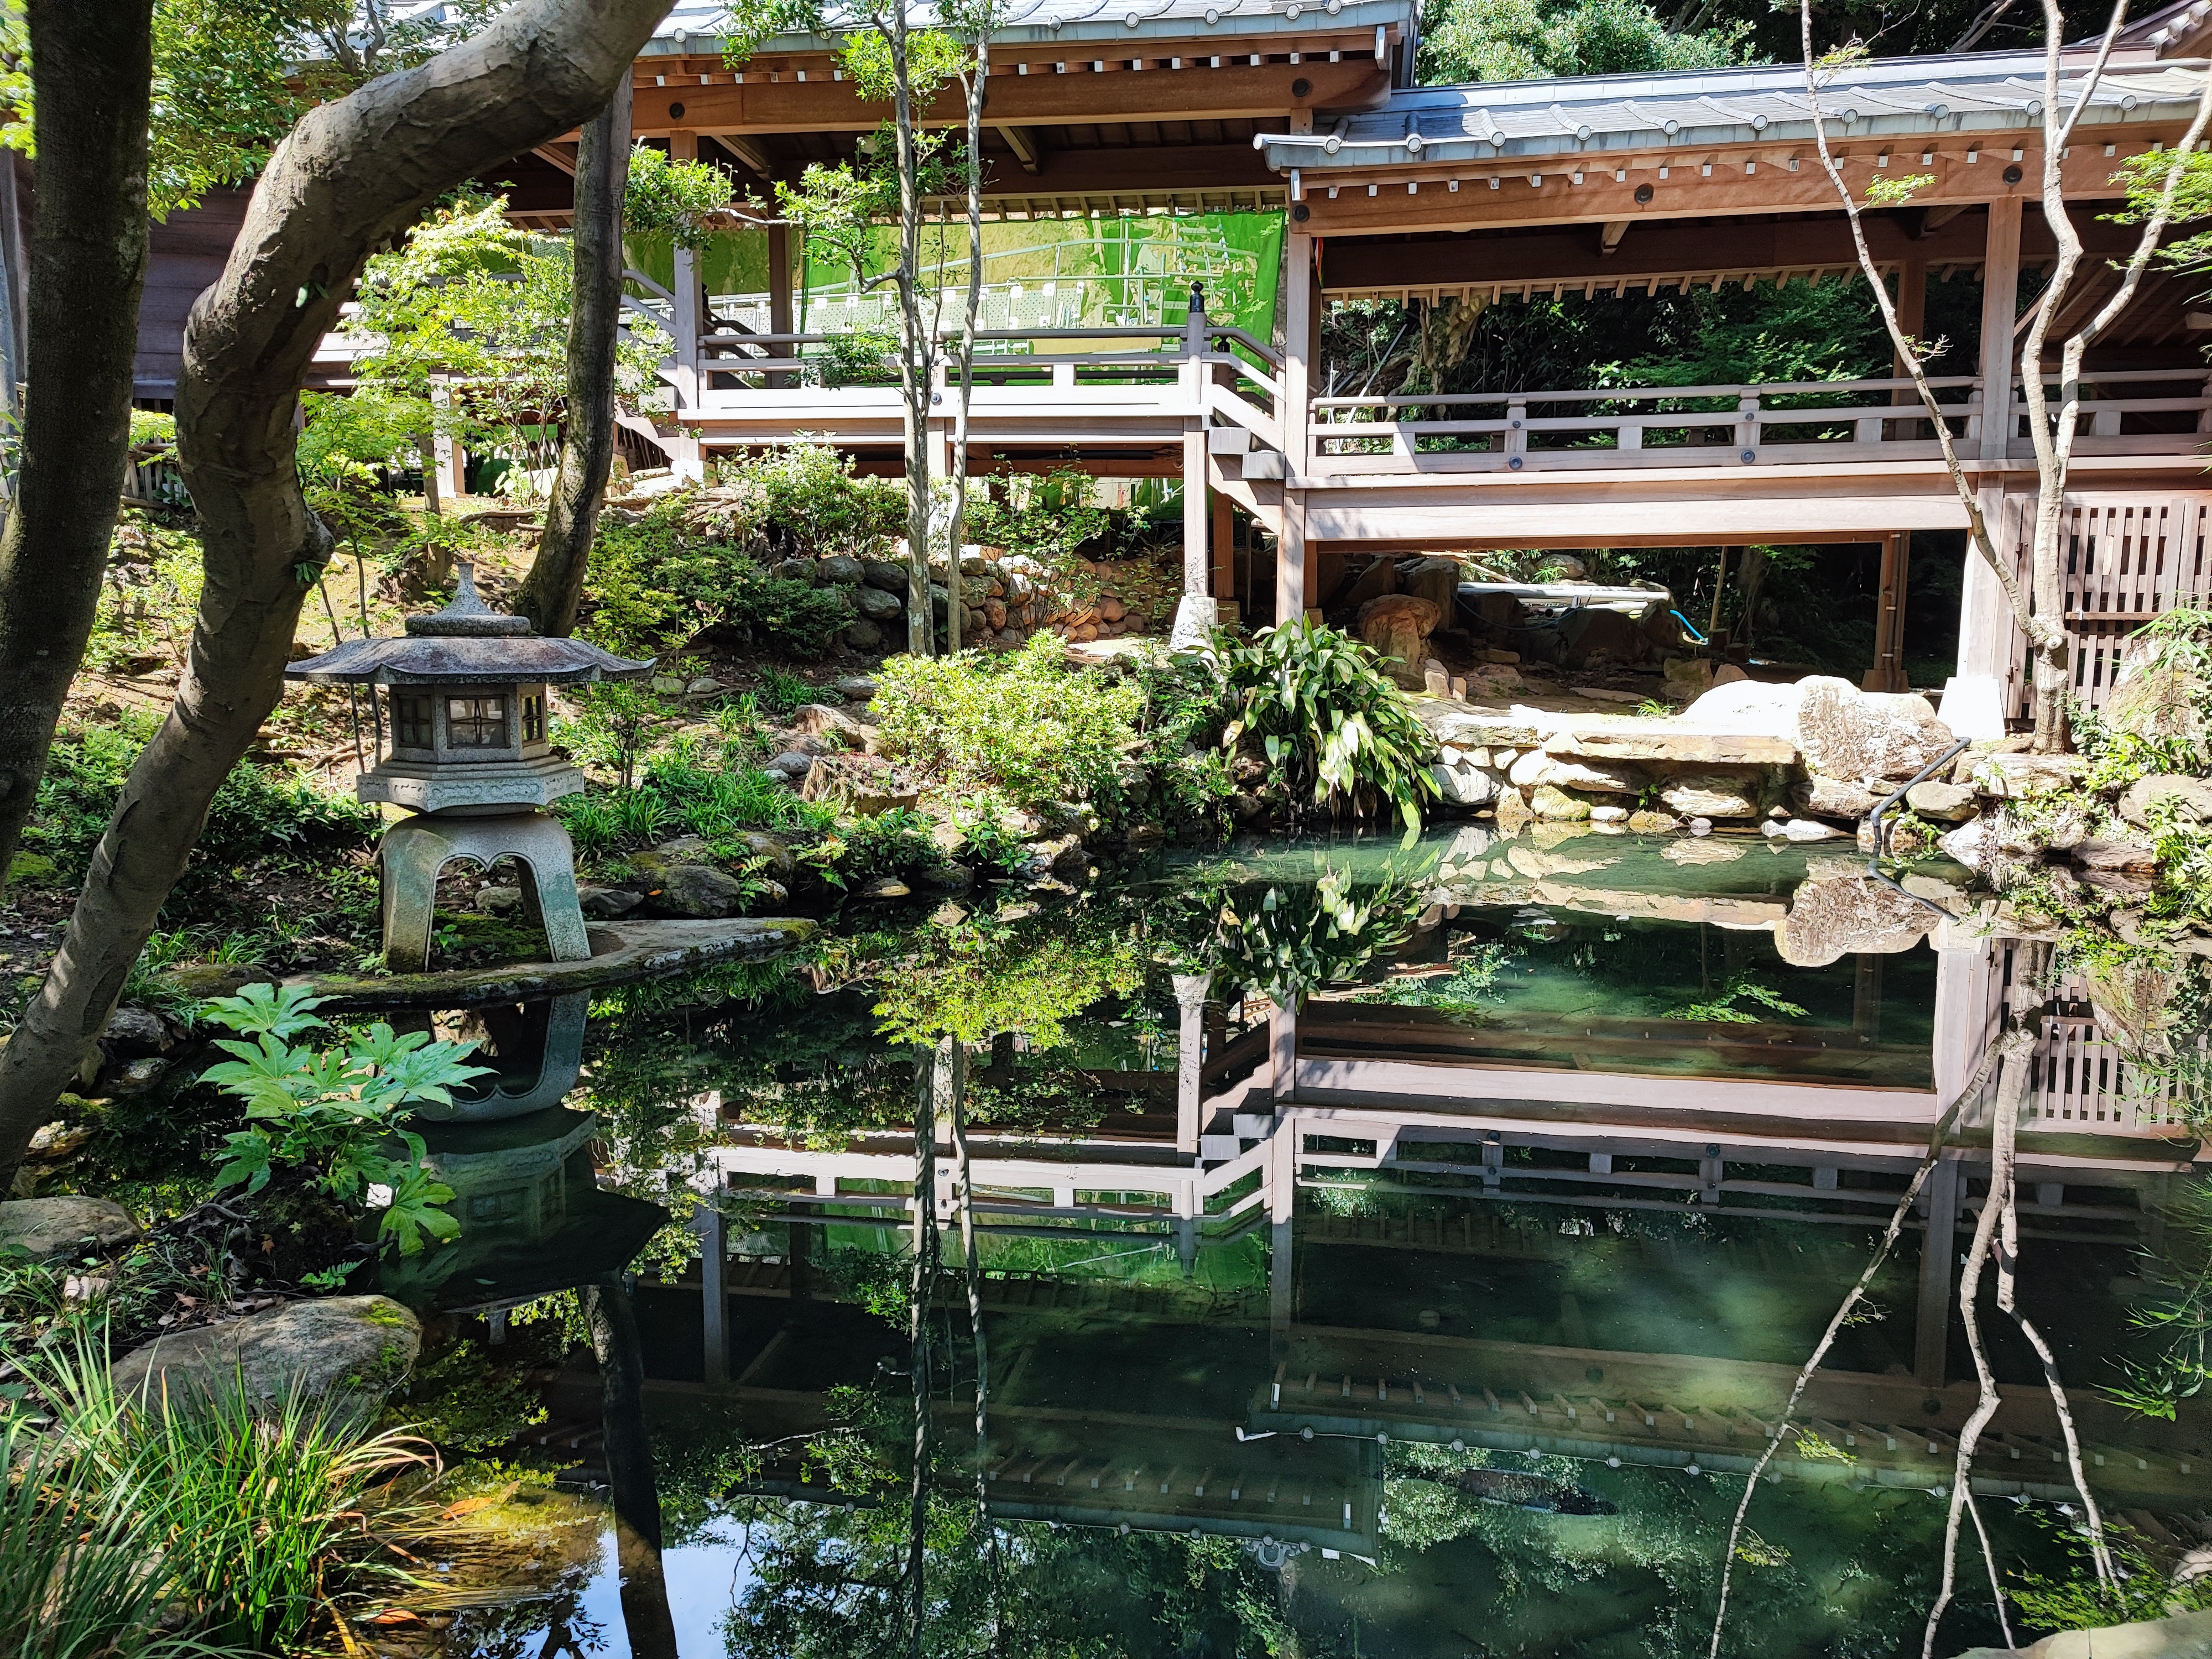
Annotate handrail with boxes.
[1206,324,1283,369]
[700,324,1186,347]
[1316,373,1983,410]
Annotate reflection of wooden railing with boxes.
[1960,953,2203,1139]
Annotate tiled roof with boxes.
[640,0,1415,53]
[1253,50,2207,169]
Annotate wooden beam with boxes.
[632,56,1386,137]
[997,124,1041,174]
[709,131,778,180]
[531,141,578,176]
[1598,219,1628,257]
[1285,126,2195,238]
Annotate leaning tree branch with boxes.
[0,0,678,1186]
[1799,1,2041,651]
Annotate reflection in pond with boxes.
[366,834,2207,1657]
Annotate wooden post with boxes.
[1914,1154,1961,1387]
[1269,997,1298,1106]
[766,220,794,388]
[1267,1115,1297,1338]
[669,132,703,410]
[1863,533,1909,692]
[1279,229,1317,625]
[1707,545,1731,641]
[1211,487,1234,606]
[1893,255,1928,404]
[1978,198,2023,463]
[697,1201,727,1385]
[1173,973,1209,1161]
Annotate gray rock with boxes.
[1660,773,1763,820]
[843,619,885,651]
[914,861,975,894]
[1430,761,1498,807]
[1794,676,1954,781]
[629,851,749,919]
[479,884,523,916]
[1024,834,1090,880]
[1939,820,1987,869]
[753,878,790,906]
[733,831,797,880]
[861,559,910,593]
[2074,837,2159,872]
[818,554,865,585]
[1905,778,1978,821]
[768,750,816,780]
[1532,755,1645,795]
[2106,662,2207,744]
[577,884,642,919]
[857,875,912,900]
[775,557,814,583]
[111,1295,421,1418]
[1762,817,1848,842]
[0,1195,139,1262]
[685,676,722,697]
[100,1056,171,1097]
[854,585,904,621]
[1794,775,1882,818]
[790,703,866,745]
[650,674,685,695]
[2120,773,2212,828]
[101,1006,174,1057]
[835,675,879,700]
[1776,868,1938,966]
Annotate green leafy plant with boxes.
[872,631,1146,815]
[199,985,487,1256]
[582,505,852,659]
[1215,618,1439,830]
[1663,971,1808,1024]
[2009,1511,2212,1636]
[1210,867,1421,1005]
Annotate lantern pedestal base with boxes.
[379,810,592,972]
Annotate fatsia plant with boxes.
[1215,619,1439,830]
[1210,866,1421,1007]
[198,984,488,1255]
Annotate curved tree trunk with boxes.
[0,0,675,1186]
[582,1272,681,1659]
[0,0,154,884]
[516,73,634,637]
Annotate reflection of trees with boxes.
[1207,863,1423,1007]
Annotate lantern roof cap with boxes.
[285,561,654,687]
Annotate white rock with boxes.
[1939,819,1987,869]
[1589,805,1628,823]
[1431,763,1499,806]
[1507,749,1551,788]
[1762,817,1849,842]
[1680,677,1807,734]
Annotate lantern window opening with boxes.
[395,693,434,750]
[523,692,546,744]
[448,695,511,749]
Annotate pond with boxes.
[352,830,2204,1658]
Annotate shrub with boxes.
[1215,619,1439,830]
[707,443,905,560]
[872,632,1147,813]
[582,504,852,659]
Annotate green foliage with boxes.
[2119,145,2212,275]
[377,1338,547,1452]
[1421,0,1749,84]
[1665,971,1808,1024]
[582,502,854,659]
[872,901,1146,1046]
[127,410,177,450]
[873,631,1149,814]
[1216,619,1439,830]
[707,443,906,562]
[1359,941,1517,1014]
[27,711,376,882]
[2106,1178,2212,1420]
[622,144,735,249]
[296,385,438,482]
[802,807,936,892]
[839,28,970,102]
[197,985,486,1257]
[2010,1512,2212,1635]
[1210,865,1421,1004]
[962,465,1111,589]
[87,517,202,676]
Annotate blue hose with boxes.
[1671,609,1707,644]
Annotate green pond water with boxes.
[362,831,2199,1658]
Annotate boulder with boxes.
[629,851,750,919]
[1775,869,1937,967]
[1493,790,1534,834]
[1663,657,1718,698]
[766,750,816,780]
[817,554,865,585]
[101,1056,170,1097]
[478,884,522,916]
[1974,752,2083,799]
[1679,676,1806,735]
[576,883,642,919]
[2073,838,2159,872]
[0,1194,139,1261]
[790,704,866,745]
[1951,1605,2212,1659]
[2105,661,2208,743]
[836,675,880,701]
[732,831,798,880]
[1659,771,1765,819]
[101,1007,174,1058]
[1939,818,1987,869]
[1762,817,1849,843]
[802,753,922,815]
[1794,775,1882,818]
[854,585,904,622]
[1905,779,1978,822]
[1528,783,1592,821]
[685,676,722,697]
[1507,749,1551,789]
[861,559,910,593]
[1357,594,1441,688]
[844,619,885,651]
[1589,804,1628,824]
[111,1295,420,1418]
[1535,757,1645,795]
[1023,834,1091,879]
[2120,773,2212,828]
[856,875,911,900]
[1794,677,1954,781]
[1627,809,1681,834]
[1431,763,1498,807]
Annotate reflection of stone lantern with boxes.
[286,563,650,969]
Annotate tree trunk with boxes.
[0,0,676,1187]
[889,11,937,660]
[515,74,633,637]
[581,1274,681,1659]
[0,0,154,884]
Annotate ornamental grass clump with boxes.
[1215,619,1438,830]
[872,632,1147,814]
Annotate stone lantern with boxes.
[286,562,650,969]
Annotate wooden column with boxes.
[1173,973,1209,1160]
[697,1201,727,1385]
[1269,996,1298,1105]
[1978,198,2022,463]
[1893,255,1928,387]
[766,220,793,388]
[1267,1114,1297,1338]
[1914,1154,1961,1387]
[1212,487,1235,608]
[1864,532,1910,692]
[1279,229,1317,625]
[668,132,703,410]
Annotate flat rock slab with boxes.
[111,1295,421,1415]
[1417,700,1798,767]
[0,1194,140,1261]
[290,917,817,1012]
[1950,1607,2212,1659]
